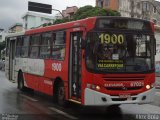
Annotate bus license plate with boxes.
[119,93,132,100]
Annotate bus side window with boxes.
[21,36,29,58]
[40,32,52,59]
[16,37,22,57]
[52,31,66,60]
[29,34,40,58]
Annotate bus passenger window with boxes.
[40,32,51,59]
[21,36,29,57]
[52,31,66,60]
[30,35,40,58]
[16,37,22,57]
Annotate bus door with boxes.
[69,32,83,102]
[9,38,16,82]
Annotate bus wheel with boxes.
[57,82,67,106]
[18,72,25,91]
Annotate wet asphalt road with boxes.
[0,71,160,120]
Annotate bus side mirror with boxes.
[81,39,87,49]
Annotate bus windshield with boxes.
[86,32,155,73]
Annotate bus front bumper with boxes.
[84,88,155,106]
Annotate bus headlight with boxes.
[96,86,101,91]
[86,84,101,91]
[146,85,151,89]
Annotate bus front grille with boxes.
[111,97,137,101]
[106,86,143,91]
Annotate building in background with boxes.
[54,13,63,19]
[0,29,7,42]
[152,0,160,25]
[22,12,54,30]
[96,0,119,10]
[96,0,141,18]
[96,0,160,25]
[8,23,23,33]
[62,6,78,19]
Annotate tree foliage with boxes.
[53,18,69,25]
[53,5,121,24]
[72,6,120,20]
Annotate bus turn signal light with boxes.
[96,86,101,91]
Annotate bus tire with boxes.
[57,82,67,107]
[18,72,26,91]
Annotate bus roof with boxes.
[6,16,153,38]
[97,16,152,23]
[25,17,97,35]
[25,16,153,35]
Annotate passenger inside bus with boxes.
[97,43,113,60]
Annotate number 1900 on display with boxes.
[99,34,124,44]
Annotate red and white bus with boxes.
[5,16,156,106]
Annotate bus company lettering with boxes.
[98,60,123,63]
[97,63,123,68]
[105,83,123,87]
[52,63,62,71]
